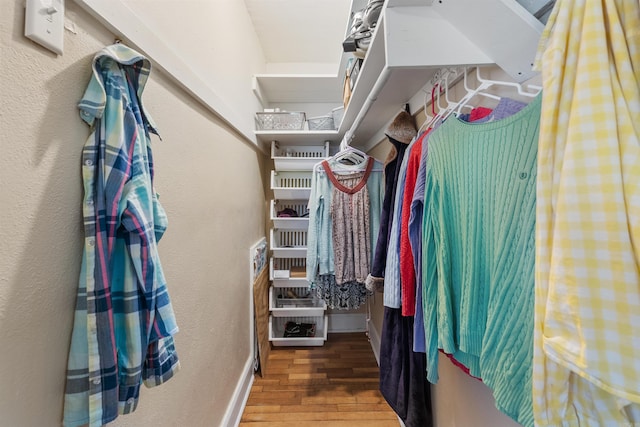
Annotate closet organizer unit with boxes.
[268,140,330,346]
[255,0,543,347]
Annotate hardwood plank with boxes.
[239,421,399,427]
[240,333,399,426]
[241,411,399,422]
[300,395,358,405]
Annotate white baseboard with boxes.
[220,356,254,427]
[367,317,382,366]
[328,312,367,333]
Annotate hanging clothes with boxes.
[327,160,372,284]
[378,133,433,427]
[533,0,640,425]
[409,98,527,354]
[398,133,426,316]
[401,107,495,318]
[422,94,542,427]
[379,307,432,427]
[383,135,416,308]
[64,44,180,427]
[306,156,383,309]
[366,110,417,292]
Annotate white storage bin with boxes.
[270,228,307,258]
[271,141,329,171]
[269,257,309,287]
[331,106,344,129]
[270,170,312,200]
[269,286,326,317]
[270,200,309,230]
[255,111,306,130]
[269,315,328,347]
[307,115,334,131]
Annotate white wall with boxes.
[0,1,267,426]
[121,0,267,139]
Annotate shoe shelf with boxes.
[268,315,328,347]
[269,286,327,318]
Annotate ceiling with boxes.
[243,0,553,107]
[242,0,353,68]
[243,0,552,72]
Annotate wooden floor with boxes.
[240,332,400,427]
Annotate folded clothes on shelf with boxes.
[277,208,299,217]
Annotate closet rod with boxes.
[534,0,556,19]
[343,66,393,147]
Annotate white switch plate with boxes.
[25,0,64,55]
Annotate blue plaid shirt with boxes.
[63,44,180,427]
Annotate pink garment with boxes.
[469,106,493,122]
[399,133,426,316]
[439,349,482,381]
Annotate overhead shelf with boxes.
[338,7,494,147]
[256,130,340,146]
[253,1,543,150]
[252,74,343,105]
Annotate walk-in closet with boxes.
[1,1,638,426]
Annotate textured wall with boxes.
[0,1,266,426]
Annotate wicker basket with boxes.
[331,107,344,129]
[307,115,335,131]
[255,111,306,130]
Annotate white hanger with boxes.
[417,89,434,134]
[443,72,472,113]
[476,66,540,98]
[433,72,464,123]
[455,67,540,115]
[421,81,446,131]
[421,68,476,129]
[462,67,500,101]
[332,145,368,166]
[314,136,383,175]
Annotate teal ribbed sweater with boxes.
[422,94,541,427]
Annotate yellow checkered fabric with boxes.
[533,0,640,425]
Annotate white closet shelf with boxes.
[253,74,344,105]
[270,170,312,200]
[253,1,542,149]
[270,228,308,258]
[339,8,497,147]
[270,200,310,230]
[269,286,326,318]
[269,258,310,288]
[271,140,330,171]
[269,315,328,347]
[256,130,341,146]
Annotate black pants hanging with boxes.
[379,307,433,427]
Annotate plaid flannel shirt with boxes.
[63,44,180,427]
